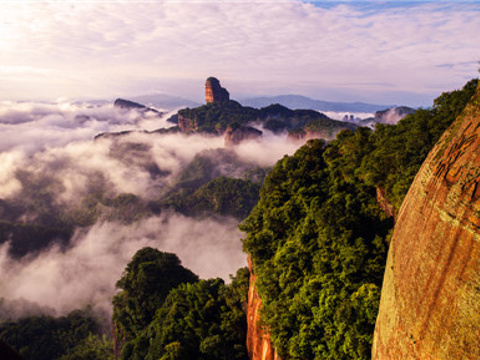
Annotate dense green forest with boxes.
[0,308,113,360]
[112,247,249,360]
[241,78,478,359]
[1,79,477,360]
[155,149,267,219]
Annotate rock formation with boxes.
[224,125,262,147]
[247,257,280,360]
[114,98,161,114]
[177,113,197,133]
[205,77,230,104]
[373,83,480,359]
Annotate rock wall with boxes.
[205,77,230,104]
[247,257,280,360]
[373,83,480,359]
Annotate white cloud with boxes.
[0,214,245,316]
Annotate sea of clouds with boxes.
[0,101,301,318]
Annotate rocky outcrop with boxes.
[205,77,230,104]
[225,126,262,147]
[177,113,197,133]
[373,83,480,359]
[247,257,280,360]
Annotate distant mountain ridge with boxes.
[240,94,393,113]
[129,94,200,111]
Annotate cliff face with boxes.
[247,257,280,360]
[373,83,480,359]
[205,77,230,104]
[177,113,197,133]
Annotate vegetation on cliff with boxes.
[242,78,478,359]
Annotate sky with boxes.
[1,0,479,107]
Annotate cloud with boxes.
[0,1,478,105]
[0,213,245,316]
[0,100,307,319]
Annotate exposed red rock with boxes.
[225,126,262,147]
[205,77,230,104]
[373,83,480,359]
[247,257,280,360]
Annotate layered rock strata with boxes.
[373,84,480,359]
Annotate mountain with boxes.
[174,78,358,144]
[114,98,163,114]
[242,79,478,360]
[129,93,200,111]
[360,106,415,127]
[240,94,393,113]
[373,82,480,358]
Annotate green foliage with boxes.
[176,177,260,219]
[143,277,248,360]
[242,139,390,359]
[157,149,266,219]
[0,309,110,360]
[59,334,114,360]
[241,79,478,359]
[114,253,249,360]
[112,247,198,340]
[178,100,338,134]
[178,100,259,133]
[360,78,478,209]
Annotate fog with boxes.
[0,214,243,317]
[0,101,301,318]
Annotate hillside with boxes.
[242,78,478,360]
[175,78,357,141]
[0,79,478,360]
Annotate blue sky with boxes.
[0,0,478,106]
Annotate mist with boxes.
[0,101,302,318]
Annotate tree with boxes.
[112,247,198,340]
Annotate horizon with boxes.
[1,1,479,107]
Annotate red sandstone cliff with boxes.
[372,83,480,359]
[205,77,230,104]
[247,257,280,360]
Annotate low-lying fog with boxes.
[0,101,301,318]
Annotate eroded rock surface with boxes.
[373,84,480,359]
